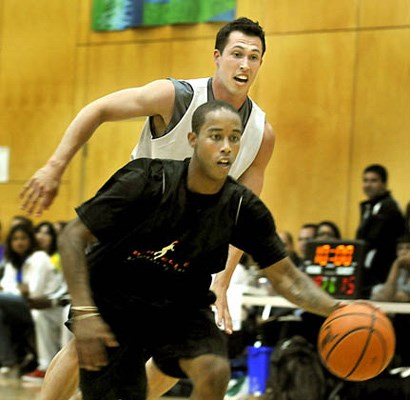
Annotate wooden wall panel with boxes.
[82,120,145,200]
[258,32,356,239]
[1,0,409,247]
[81,38,216,98]
[84,42,174,100]
[0,0,79,230]
[169,38,216,79]
[359,0,410,27]
[0,1,77,114]
[235,0,264,25]
[263,0,358,32]
[346,28,410,236]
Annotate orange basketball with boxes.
[317,301,395,381]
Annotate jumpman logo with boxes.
[153,240,179,260]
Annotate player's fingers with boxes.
[212,304,223,326]
[103,334,119,348]
[223,311,233,335]
[34,194,53,217]
[25,192,41,216]
[19,180,32,200]
[77,341,109,371]
[20,185,38,212]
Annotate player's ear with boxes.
[187,131,197,149]
[214,49,221,65]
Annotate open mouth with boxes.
[217,159,231,167]
[234,75,248,83]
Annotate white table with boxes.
[242,294,410,314]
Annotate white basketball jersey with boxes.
[130,78,265,180]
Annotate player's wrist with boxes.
[45,158,66,176]
[329,300,344,314]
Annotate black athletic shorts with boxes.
[68,296,228,399]
[151,306,228,378]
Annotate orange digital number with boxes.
[332,244,355,266]
[314,245,331,266]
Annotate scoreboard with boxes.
[302,239,366,299]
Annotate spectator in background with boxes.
[356,164,405,298]
[371,235,410,367]
[0,224,60,377]
[34,222,61,270]
[371,235,410,302]
[278,230,302,266]
[297,223,317,261]
[21,222,72,383]
[316,220,342,240]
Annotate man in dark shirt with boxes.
[59,101,340,400]
[356,164,405,298]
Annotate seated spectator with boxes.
[316,220,342,240]
[0,224,61,377]
[21,221,72,382]
[371,235,410,367]
[278,230,302,266]
[34,222,61,269]
[371,235,410,302]
[297,223,318,263]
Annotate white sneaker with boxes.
[225,376,249,400]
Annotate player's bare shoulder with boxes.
[134,79,176,125]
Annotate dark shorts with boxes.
[151,306,228,378]
[73,301,228,400]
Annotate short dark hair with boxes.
[363,164,388,183]
[317,220,342,239]
[191,100,240,134]
[215,17,266,56]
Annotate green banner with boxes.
[92,0,236,31]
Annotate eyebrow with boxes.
[231,44,261,54]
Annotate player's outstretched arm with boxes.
[20,79,175,216]
[264,257,340,317]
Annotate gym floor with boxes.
[0,376,186,400]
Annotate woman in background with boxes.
[0,224,59,377]
[20,222,72,382]
[35,222,61,272]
